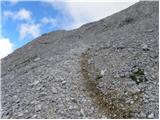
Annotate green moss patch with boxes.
[130,68,148,85]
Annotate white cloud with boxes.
[3,11,13,17]
[19,23,41,39]
[16,8,32,20]
[65,2,136,29]
[41,17,57,27]
[44,0,66,10]
[0,37,14,59]
[3,8,32,21]
[46,1,136,29]
[9,0,19,5]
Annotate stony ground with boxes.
[1,1,159,119]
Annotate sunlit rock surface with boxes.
[1,1,159,119]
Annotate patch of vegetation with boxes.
[134,68,144,75]
[119,17,135,27]
[39,42,50,44]
[96,74,103,81]
[80,49,142,118]
[14,55,38,69]
[41,33,47,36]
[130,68,148,85]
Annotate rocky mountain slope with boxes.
[1,1,159,119]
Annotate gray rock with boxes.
[33,114,37,118]
[72,98,78,104]
[51,87,58,94]
[142,44,149,51]
[34,57,40,61]
[35,104,42,112]
[15,99,20,103]
[1,1,158,119]
[100,69,106,76]
[62,81,66,85]
[36,86,42,91]
[18,112,23,117]
[31,100,38,105]
[132,67,139,73]
[88,59,94,64]
[140,112,146,118]
[146,29,153,32]
[68,105,77,110]
[29,80,40,86]
[80,109,85,117]
[147,113,154,118]
[119,73,125,78]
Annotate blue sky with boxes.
[1,1,73,49]
[0,0,136,58]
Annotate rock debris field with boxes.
[1,1,159,119]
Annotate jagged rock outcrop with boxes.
[1,1,159,119]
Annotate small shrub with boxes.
[129,67,148,85]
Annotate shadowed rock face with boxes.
[1,1,159,119]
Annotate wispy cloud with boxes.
[41,17,57,27]
[19,23,41,39]
[3,8,32,21]
[45,1,136,29]
[9,0,19,5]
[0,37,14,59]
